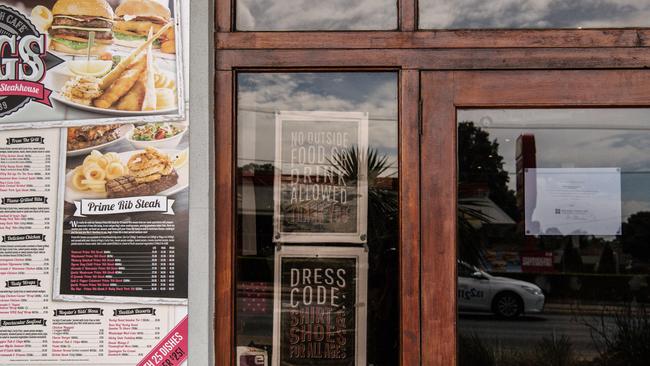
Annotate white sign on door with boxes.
[525,168,622,236]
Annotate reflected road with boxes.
[458,312,614,357]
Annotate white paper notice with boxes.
[525,168,622,236]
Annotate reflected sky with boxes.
[237,73,398,177]
[459,109,650,223]
[420,0,650,29]
[236,0,397,30]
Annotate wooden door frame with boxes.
[420,69,650,366]
[216,1,650,365]
[218,69,650,366]
[217,69,650,366]
[215,69,422,366]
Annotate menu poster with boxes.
[274,111,369,244]
[272,246,367,366]
[54,123,189,304]
[0,130,60,349]
[525,168,622,236]
[0,128,188,365]
[0,0,185,129]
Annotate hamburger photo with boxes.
[67,124,122,151]
[49,0,115,55]
[113,0,176,54]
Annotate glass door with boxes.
[420,70,650,366]
[234,72,401,366]
[215,69,422,366]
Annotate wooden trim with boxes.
[217,29,649,50]
[451,70,650,106]
[217,48,650,70]
[399,70,421,366]
[419,69,650,366]
[399,0,416,31]
[216,0,231,32]
[215,70,234,366]
[420,71,457,366]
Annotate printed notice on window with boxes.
[524,168,622,236]
[273,111,368,244]
[273,246,368,366]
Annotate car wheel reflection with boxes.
[493,292,523,319]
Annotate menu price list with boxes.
[0,140,53,194]
[0,131,54,330]
[108,312,162,358]
[51,316,104,358]
[0,134,54,265]
[59,210,188,300]
[63,245,178,297]
[0,131,58,362]
[0,284,49,318]
[0,327,48,358]
[0,306,176,364]
[0,135,53,244]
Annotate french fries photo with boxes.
[60,22,177,112]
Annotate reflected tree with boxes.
[458,121,518,221]
[598,243,617,274]
[458,202,492,267]
[329,146,397,219]
[623,212,650,262]
[329,146,399,365]
[458,122,517,266]
[560,242,583,273]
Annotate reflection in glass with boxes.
[457,109,650,366]
[236,0,397,30]
[236,73,399,365]
[420,0,650,29]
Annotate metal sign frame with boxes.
[272,245,368,366]
[273,110,369,243]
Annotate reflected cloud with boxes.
[237,0,397,30]
[238,73,398,176]
[598,133,650,151]
[420,0,650,29]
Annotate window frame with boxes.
[216,68,421,366]
[420,70,650,366]
[217,0,415,32]
[215,0,650,364]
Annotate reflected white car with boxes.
[458,261,545,318]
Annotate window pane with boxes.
[236,0,397,30]
[236,73,399,365]
[457,109,650,366]
[421,1,650,29]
